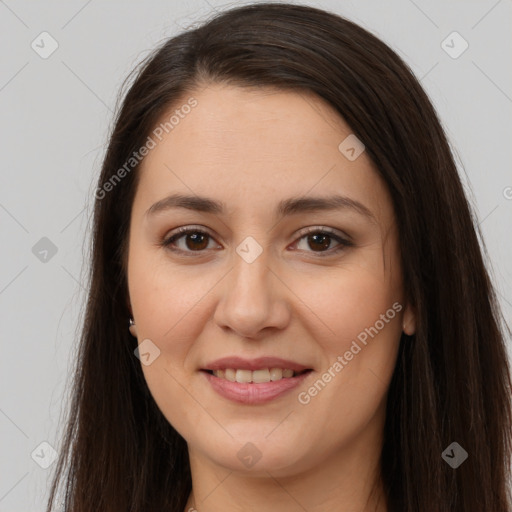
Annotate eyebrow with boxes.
[145,193,376,220]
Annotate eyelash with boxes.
[160,225,353,257]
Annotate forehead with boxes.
[133,84,393,225]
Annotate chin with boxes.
[198,436,309,475]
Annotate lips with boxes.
[202,369,312,404]
[200,356,314,404]
[202,356,312,373]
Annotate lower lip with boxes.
[202,370,312,404]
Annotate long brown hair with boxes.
[46,3,512,511]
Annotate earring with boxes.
[129,317,137,337]
[402,322,413,336]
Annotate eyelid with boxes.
[164,224,351,242]
[295,225,351,240]
[169,224,215,237]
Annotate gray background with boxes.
[1,0,511,510]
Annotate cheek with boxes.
[128,257,214,435]
[292,261,403,421]
[128,247,210,347]
[299,259,402,347]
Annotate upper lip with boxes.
[202,356,312,372]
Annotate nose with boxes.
[212,248,291,339]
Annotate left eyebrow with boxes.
[145,193,376,221]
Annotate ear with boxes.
[126,296,136,337]
[402,302,416,336]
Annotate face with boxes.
[126,83,415,477]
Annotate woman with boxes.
[46,3,512,511]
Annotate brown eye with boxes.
[162,227,217,253]
[181,231,209,251]
[305,232,334,251]
[294,228,352,255]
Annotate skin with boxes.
[126,83,416,512]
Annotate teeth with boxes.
[236,369,252,383]
[269,368,282,381]
[253,369,270,383]
[212,367,300,382]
